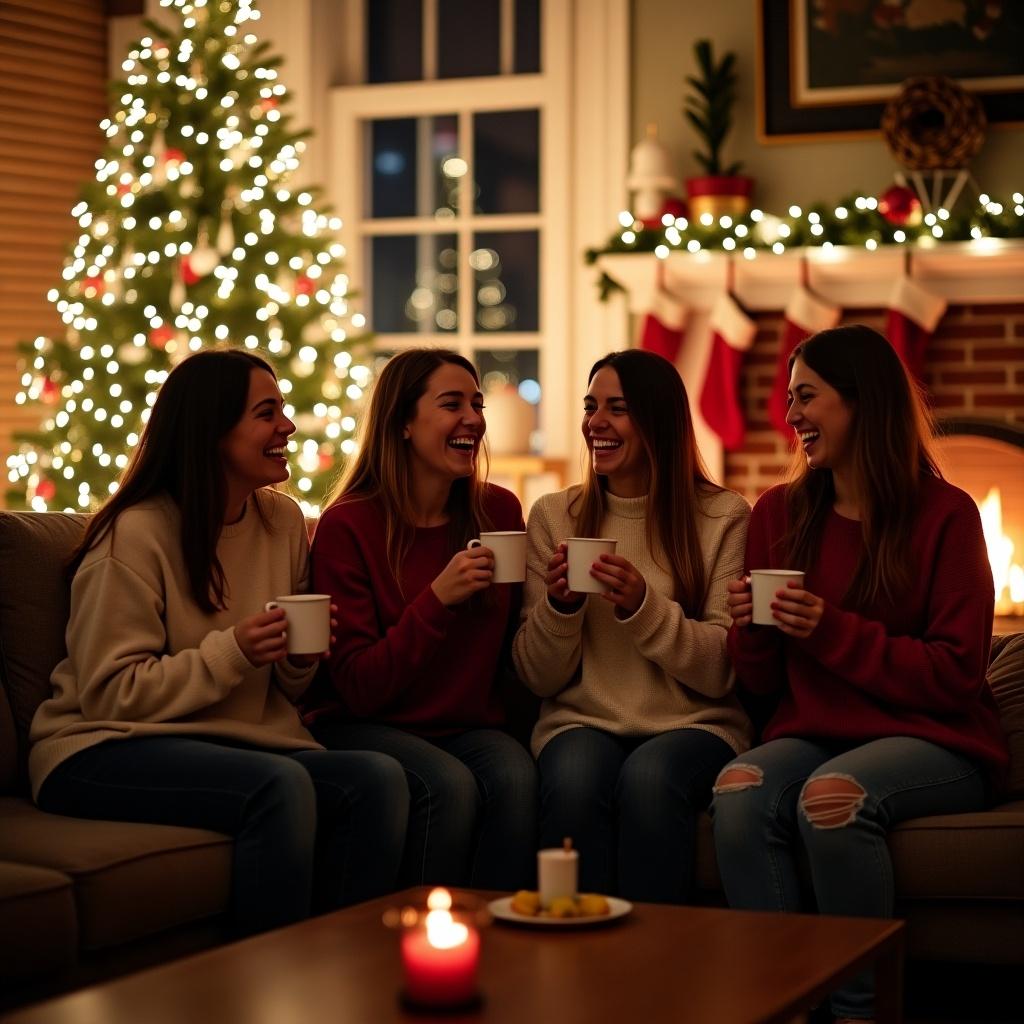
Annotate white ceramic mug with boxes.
[749,570,805,626]
[264,594,331,654]
[566,537,618,594]
[538,846,578,908]
[467,531,527,584]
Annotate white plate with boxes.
[488,896,632,928]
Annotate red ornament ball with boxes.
[259,96,279,112]
[40,378,59,404]
[180,255,201,285]
[36,478,56,502]
[163,148,186,165]
[116,180,133,196]
[294,274,315,296]
[149,325,176,349]
[318,451,334,471]
[82,276,105,296]
[877,185,922,226]
[660,196,688,221]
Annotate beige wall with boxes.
[632,0,1024,213]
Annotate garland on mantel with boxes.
[586,191,1024,299]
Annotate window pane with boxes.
[368,0,422,83]
[472,231,538,333]
[476,349,541,454]
[368,116,459,219]
[474,109,539,214]
[370,235,459,334]
[515,0,541,74]
[438,0,500,78]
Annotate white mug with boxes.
[538,846,578,909]
[749,570,805,626]
[467,531,527,584]
[566,537,618,594]
[264,594,331,654]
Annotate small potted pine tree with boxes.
[683,39,754,220]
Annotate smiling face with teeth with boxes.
[582,366,650,497]
[403,363,485,487]
[219,368,295,517]
[786,356,855,474]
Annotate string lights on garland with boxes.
[6,0,369,515]
[586,190,1024,296]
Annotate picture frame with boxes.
[757,0,1024,142]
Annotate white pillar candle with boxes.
[538,840,578,908]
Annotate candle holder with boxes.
[383,888,491,1012]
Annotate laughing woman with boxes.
[712,325,1008,1024]
[30,349,408,936]
[512,349,751,903]
[306,348,537,891]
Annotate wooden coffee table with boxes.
[3,889,904,1024]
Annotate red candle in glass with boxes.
[400,888,480,1007]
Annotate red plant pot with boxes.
[685,175,755,219]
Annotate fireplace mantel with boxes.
[596,241,1024,314]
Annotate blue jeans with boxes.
[711,736,987,1020]
[538,726,735,903]
[38,736,409,936]
[313,723,537,890]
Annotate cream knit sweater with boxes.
[29,489,320,799]
[512,486,753,758]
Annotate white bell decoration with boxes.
[626,124,676,223]
[216,209,235,254]
[188,230,220,276]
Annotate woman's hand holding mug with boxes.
[591,553,646,617]
[545,542,585,611]
[234,608,290,667]
[726,576,753,627]
[431,546,494,606]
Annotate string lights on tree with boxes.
[6,0,369,515]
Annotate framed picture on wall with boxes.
[757,0,1024,141]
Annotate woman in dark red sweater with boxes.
[306,348,536,890]
[711,325,1007,1024]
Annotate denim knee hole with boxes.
[799,773,866,829]
[712,764,764,795]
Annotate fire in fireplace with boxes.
[938,421,1024,622]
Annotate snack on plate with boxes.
[509,891,611,918]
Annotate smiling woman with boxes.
[307,348,538,893]
[28,348,409,937]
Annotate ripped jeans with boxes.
[710,736,987,1021]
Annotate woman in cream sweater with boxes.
[30,349,408,935]
[513,349,751,903]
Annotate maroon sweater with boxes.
[306,485,523,735]
[729,477,1008,784]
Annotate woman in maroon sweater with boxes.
[711,325,1007,1024]
[306,349,536,890]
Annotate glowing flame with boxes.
[424,888,468,950]
[978,488,1024,614]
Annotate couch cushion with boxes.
[0,859,77,981]
[989,633,1024,799]
[0,511,88,795]
[0,797,231,950]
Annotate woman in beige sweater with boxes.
[512,349,751,903]
[30,349,408,935]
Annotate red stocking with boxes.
[639,285,687,363]
[768,286,841,438]
[700,292,757,450]
[885,275,946,383]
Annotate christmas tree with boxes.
[5,0,368,515]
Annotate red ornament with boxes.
[149,325,176,349]
[163,148,186,165]
[318,451,334,471]
[877,184,922,227]
[35,478,56,502]
[660,196,688,221]
[294,274,315,296]
[259,96,278,112]
[116,180,133,196]
[180,255,201,285]
[40,378,59,404]
[82,276,105,296]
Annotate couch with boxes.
[1,510,1023,1009]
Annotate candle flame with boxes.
[423,888,469,949]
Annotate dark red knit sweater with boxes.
[305,484,523,735]
[728,476,1008,784]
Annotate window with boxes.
[329,0,626,474]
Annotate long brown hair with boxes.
[570,349,721,616]
[70,348,276,613]
[325,348,493,583]
[781,324,942,607]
